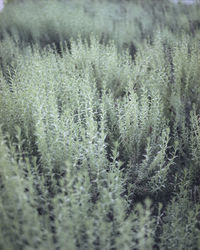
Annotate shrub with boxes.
[0,1,200,249]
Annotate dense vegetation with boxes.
[0,0,200,249]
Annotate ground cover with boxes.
[0,0,200,249]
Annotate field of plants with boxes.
[0,0,200,249]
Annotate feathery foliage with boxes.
[0,0,200,249]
